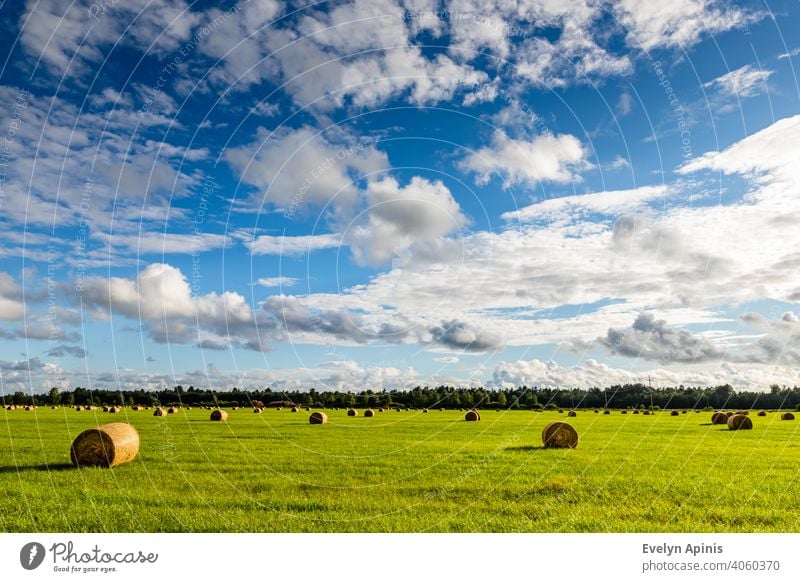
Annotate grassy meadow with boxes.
[2,406,800,532]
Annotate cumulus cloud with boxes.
[45,345,88,358]
[427,319,503,353]
[244,234,343,256]
[459,130,588,188]
[599,314,727,363]
[257,277,298,288]
[703,64,773,98]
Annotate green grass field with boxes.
[3,407,800,532]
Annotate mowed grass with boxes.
[3,407,800,532]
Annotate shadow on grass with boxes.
[0,463,74,474]
[506,445,546,451]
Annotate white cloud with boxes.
[434,356,460,364]
[345,176,467,266]
[94,232,231,255]
[778,48,800,60]
[703,64,773,98]
[502,185,667,224]
[257,277,298,288]
[614,0,757,51]
[244,234,343,256]
[459,130,588,188]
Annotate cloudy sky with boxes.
[1,0,799,393]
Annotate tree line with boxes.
[4,383,800,411]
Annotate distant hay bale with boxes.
[24,405,32,411]
[309,412,328,425]
[681,410,687,414]
[735,410,749,416]
[364,409,375,417]
[758,410,767,417]
[643,410,650,416]
[711,412,729,425]
[621,410,627,414]
[232,407,238,410]
[305,407,311,411]
[210,409,228,421]
[276,407,281,411]
[542,421,579,449]
[567,410,577,417]
[422,408,429,413]
[5,405,11,410]
[632,410,639,415]
[186,407,192,411]
[253,408,262,414]
[108,406,120,414]
[70,422,139,468]
[291,406,299,412]
[167,407,177,414]
[86,406,96,411]
[75,405,83,411]
[670,410,679,416]
[131,406,139,411]
[153,408,165,417]
[440,408,445,412]
[102,406,109,412]
[603,409,610,415]
[558,409,564,414]
[465,410,481,422]
[51,406,59,409]
[395,408,401,412]
[347,409,358,417]
[782,412,795,421]
[378,408,384,413]
[727,414,753,430]
[695,410,700,413]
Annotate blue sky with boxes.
[1,0,799,393]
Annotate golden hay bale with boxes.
[558,409,564,413]
[75,405,83,411]
[86,405,97,411]
[305,407,311,411]
[24,405,33,411]
[632,410,639,415]
[364,409,375,417]
[291,406,299,412]
[70,422,139,468]
[309,412,328,425]
[167,407,177,414]
[423,408,429,413]
[682,410,687,414]
[347,409,358,417]
[727,414,753,430]
[131,406,139,411]
[782,412,795,421]
[210,409,228,421]
[735,410,749,416]
[711,412,729,425]
[378,408,384,412]
[542,421,579,449]
[758,410,767,417]
[4,405,11,410]
[594,409,599,413]
[670,410,679,416]
[465,410,481,422]
[51,405,59,409]
[232,406,238,410]
[153,408,165,417]
[643,410,651,416]
[253,408,262,414]
[108,406,120,413]
[102,406,109,412]
[567,410,577,417]
[621,410,627,414]
[186,407,192,411]
[275,407,281,411]
[604,409,611,415]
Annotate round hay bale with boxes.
[108,406,120,414]
[782,412,795,421]
[347,409,358,417]
[291,406,299,412]
[102,406,109,412]
[153,408,165,417]
[594,409,599,413]
[309,411,328,425]
[131,406,139,411]
[276,407,281,411]
[670,410,679,416]
[681,410,687,414]
[5,405,11,410]
[253,408,262,414]
[167,407,177,414]
[711,412,729,425]
[758,410,767,417]
[378,408,384,412]
[727,414,753,430]
[632,410,639,415]
[70,422,139,468]
[465,410,480,422]
[364,409,375,417]
[557,409,564,414]
[567,410,577,417]
[735,410,749,416]
[643,410,651,416]
[423,408,429,413]
[440,408,445,412]
[542,422,578,449]
[232,406,238,410]
[51,405,59,409]
[186,407,192,411]
[305,407,311,411]
[695,410,700,413]
[24,405,33,411]
[75,405,83,411]
[395,408,401,412]
[621,410,627,414]
[602,409,610,415]
[210,409,228,421]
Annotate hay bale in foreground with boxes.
[758,410,767,417]
[711,412,729,425]
[210,409,228,421]
[364,409,375,417]
[670,410,679,416]
[309,412,328,425]
[567,410,577,417]
[70,422,139,468]
[153,408,165,417]
[727,414,753,430]
[465,410,480,422]
[347,409,358,417]
[542,422,579,449]
[782,412,795,421]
